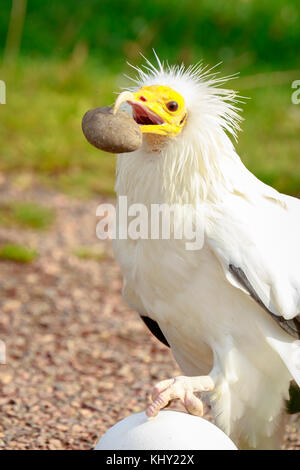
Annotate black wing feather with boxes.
[229,264,300,339]
[140,315,170,347]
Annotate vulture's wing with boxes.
[228,264,300,339]
[121,278,170,347]
[205,188,300,385]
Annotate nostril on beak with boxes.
[139,96,147,102]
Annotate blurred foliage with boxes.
[1,0,300,72]
[287,381,300,414]
[238,83,300,196]
[0,58,118,197]
[0,243,37,263]
[1,57,299,197]
[0,200,55,229]
[74,245,107,262]
[0,1,299,197]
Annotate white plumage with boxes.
[112,57,300,449]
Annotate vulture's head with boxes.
[114,56,241,150]
[114,84,187,138]
[114,56,243,203]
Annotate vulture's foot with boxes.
[146,375,215,418]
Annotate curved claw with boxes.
[146,375,214,418]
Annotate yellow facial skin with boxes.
[113,85,187,137]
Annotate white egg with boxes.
[95,410,237,450]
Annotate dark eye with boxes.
[166,101,178,112]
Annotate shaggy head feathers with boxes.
[125,54,242,142]
[117,55,246,204]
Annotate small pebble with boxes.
[82,107,142,154]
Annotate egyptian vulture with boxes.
[112,57,300,450]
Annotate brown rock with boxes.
[82,107,142,154]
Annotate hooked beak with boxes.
[113,91,167,135]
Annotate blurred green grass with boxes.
[0,59,119,197]
[1,0,300,72]
[74,245,107,262]
[238,82,300,196]
[0,242,37,263]
[0,200,54,229]
[0,1,299,198]
[1,58,299,198]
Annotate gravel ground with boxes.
[0,180,298,450]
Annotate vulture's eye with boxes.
[166,101,178,112]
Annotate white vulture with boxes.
[111,56,300,450]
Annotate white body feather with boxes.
[112,59,300,449]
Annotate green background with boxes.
[1,0,300,197]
